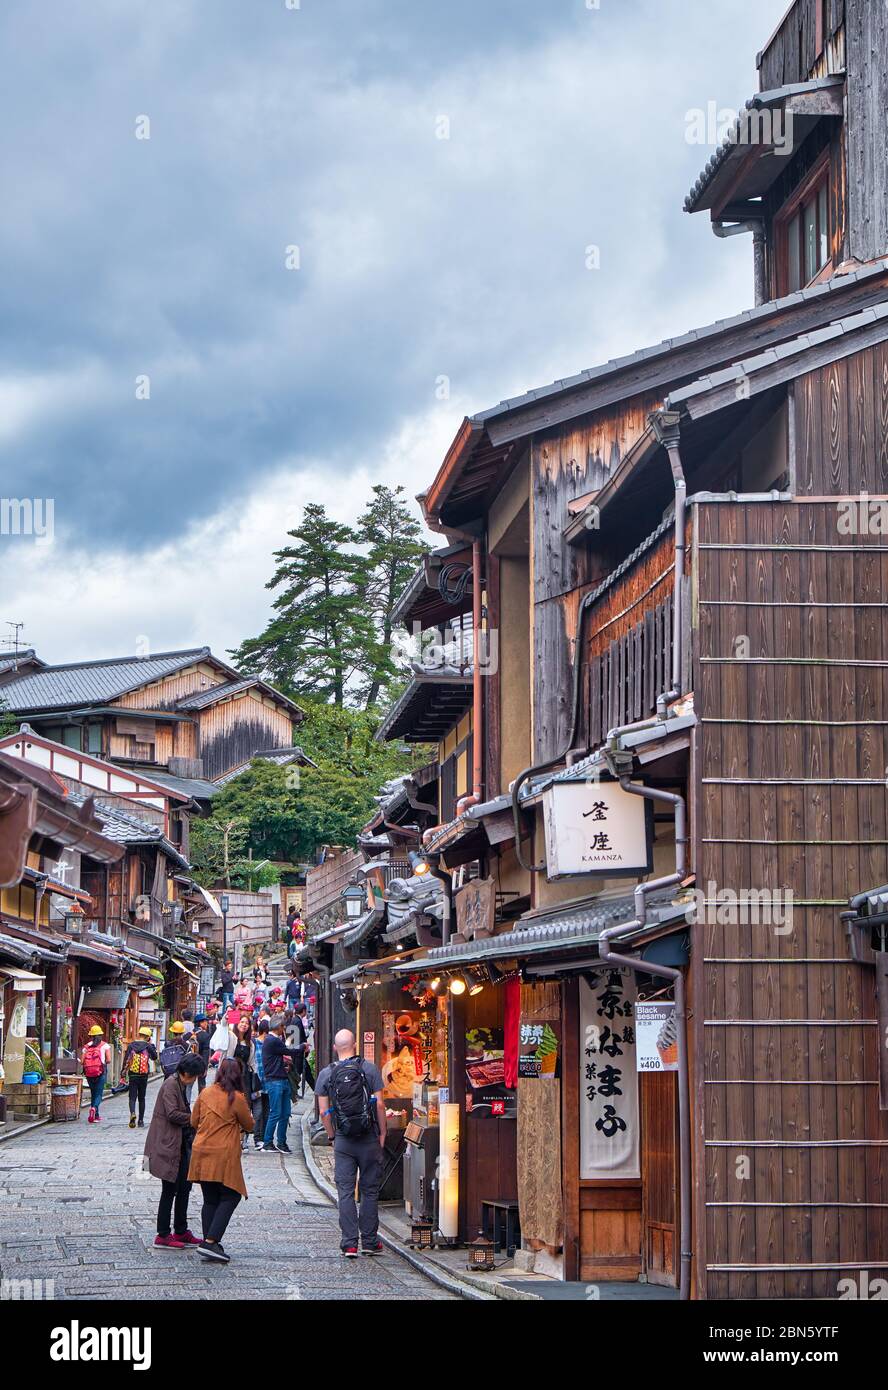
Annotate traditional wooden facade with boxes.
[0,647,304,792]
[367,0,888,1297]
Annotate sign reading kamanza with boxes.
[542,779,653,880]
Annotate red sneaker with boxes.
[94,1112,102,1121]
[154,1234,186,1250]
[177,1231,202,1246]
[87,1108,95,1124]
[342,1246,359,1258]
[362,1240,384,1255]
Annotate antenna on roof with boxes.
[4,621,25,671]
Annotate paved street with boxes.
[0,1083,457,1301]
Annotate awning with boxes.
[331,948,422,986]
[390,894,690,972]
[82,985,131,1009]
[170,957,200,982]
[0,966,45,990]
[197,885,222,918]
[684,76,845,216]
[340,905,385,950]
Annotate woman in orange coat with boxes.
[188,1057,254,1262]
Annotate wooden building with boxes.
[0,646,304,794]
[369,0,888,1298]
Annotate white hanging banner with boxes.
[579,970,639,1180]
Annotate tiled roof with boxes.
[464,260,888,429]
[0,648,212,712]
[67,791,190,870]
[176,679,303,716]
[392,892,689,969]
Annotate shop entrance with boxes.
[640,1070,679,1286]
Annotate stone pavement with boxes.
[0,1080,457,1301]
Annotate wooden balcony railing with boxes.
[584,517,690,746]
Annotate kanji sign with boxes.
[542,779,653,879]
[579,970,639,1179]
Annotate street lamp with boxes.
[342,882,366,920]
[220,894,230,961]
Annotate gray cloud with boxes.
[1,0,787,645]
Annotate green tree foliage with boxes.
[188,703,427,874]
[355,485,426,708]
[0,698,18,738]
[189,812,281,891]
[230,503,376,706]
[231,489,427,711]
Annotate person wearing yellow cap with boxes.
[81,1024,112,1123]
[122,1026,158,1128]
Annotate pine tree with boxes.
[356,485,426,708]
[231,503,376,706]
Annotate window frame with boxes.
[774,150,832,297]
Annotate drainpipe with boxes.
[712,218,767,307]
[470,539,484,804]
[597,769,693,1300]
[598,924,692,1300]
[427,857,453,947]
[648,409,686,719]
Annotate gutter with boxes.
[712,218,767,307]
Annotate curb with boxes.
[299,1113,535,1301]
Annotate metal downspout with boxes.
[471,539,484,803]
[597,774,692,1298]
[712,218,768,307]
[598,925,693,1300]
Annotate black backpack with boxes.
[327,1057,374,1137]
[159,1041,189,1077]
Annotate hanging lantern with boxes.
[466,1228,495,1272]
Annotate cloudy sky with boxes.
[0,0,788,665]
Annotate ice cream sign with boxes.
[635,1001,679,1072]
[542,778,653,880]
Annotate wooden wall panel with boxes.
[694,497,888,1298]
[796,344,888,495]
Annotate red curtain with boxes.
[503,975,520,1089]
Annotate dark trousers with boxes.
[199,1182,242,1243]
[333,1133,382,1250]
[252,1090,269,1145]
[128,1073,149,1121]
[157,1146,192,1237]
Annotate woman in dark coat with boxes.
[144,1054,205,1249]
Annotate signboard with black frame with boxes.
[542,777,654,880]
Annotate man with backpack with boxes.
[122,1026,157,1127]
[315,1029,387,1258]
